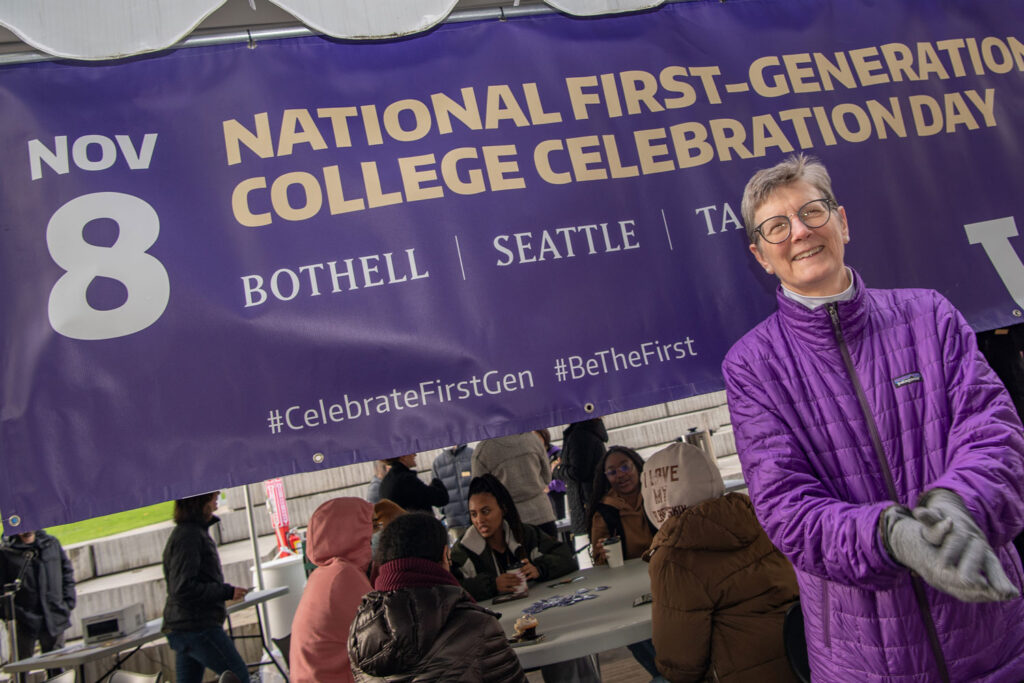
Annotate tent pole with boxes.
[244,485,275,650]
[245,485,266,591]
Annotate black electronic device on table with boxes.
[632,592,653,607]
[493,590,530,605]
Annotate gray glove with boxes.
[881,505,1019,603]
[913,489,1019,599]
[915,488,991,560]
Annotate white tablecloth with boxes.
[495,558,652,669]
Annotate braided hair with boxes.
[468,473,526,546]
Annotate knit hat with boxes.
[641,442,724,529]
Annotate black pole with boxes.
[2,549,36,683]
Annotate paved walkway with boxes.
[524,647,650,682]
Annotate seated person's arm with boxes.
[450,544,500,601]
[589,513,610,565]
[650,559,713,681]
[528,527,579,581]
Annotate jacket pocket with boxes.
[822,582,831,650]
[49,599,70,619]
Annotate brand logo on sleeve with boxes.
[893,372,922,388]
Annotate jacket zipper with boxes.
[826,303,951,683]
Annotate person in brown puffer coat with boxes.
[642,442,799,683]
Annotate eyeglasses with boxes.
[754,198,835,244]
[604,462,635,478]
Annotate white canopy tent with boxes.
[0,0,670,62]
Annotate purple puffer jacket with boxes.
[722,269,1024,682]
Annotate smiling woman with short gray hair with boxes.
[723,153,1024,682]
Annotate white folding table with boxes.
[495,558,652,669]
[3,586,289,682]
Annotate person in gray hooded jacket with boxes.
[348,512,526,683]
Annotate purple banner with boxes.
[1,0,1022,528]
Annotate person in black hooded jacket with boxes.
[379,453,448,513]
[162,491,250,683]
[560,418,608,535]
[0,529,75,668]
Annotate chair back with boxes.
[108,671,163,683]
[783,599,811,683]
[272,633,292,667]
[44,671,76,683]
[218,672,243,683]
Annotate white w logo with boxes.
[965,217,1024,311]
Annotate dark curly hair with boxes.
[375,512,448,565]
[468,474,526,546]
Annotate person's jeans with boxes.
[540,655,601,682]
[166,627,249,683]
[628,638,662,678]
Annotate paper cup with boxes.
[506,568,528,594]
[604,536,624,567]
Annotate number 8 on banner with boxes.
[47,192,170,340]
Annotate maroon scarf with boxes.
[374,557,464,593]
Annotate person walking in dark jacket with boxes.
[349,512,526,682]
[561,418,608,534]
[379,453,448,513]
[0,529,75,670]
[162,491,250,683]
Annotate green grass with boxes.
[31,501,175,546]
